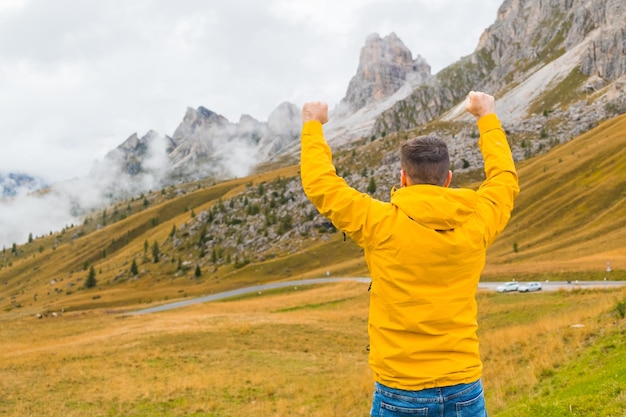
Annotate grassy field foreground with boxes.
[1,281,626,416]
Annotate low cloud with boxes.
[0,103,301,247]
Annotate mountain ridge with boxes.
[92,0,625,196]
[0,0,625,263]
[371,0,625,159]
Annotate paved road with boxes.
[125,277,371,316]
[478,280,626,292]
[125,278,626,316]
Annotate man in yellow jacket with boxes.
[300,91,519,416]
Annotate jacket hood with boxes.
[390,185,478,230]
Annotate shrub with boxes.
[615,300,626,319]
[277,215,293,235]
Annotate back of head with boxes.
[400,136,450,186]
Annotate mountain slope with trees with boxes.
[1,112,626,316]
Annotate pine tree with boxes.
[84,266,97,288]
[198,224,207,246]
[194,265,202,277]
[130,259,139,275]
[152,241,160,263]
[367,177,377,194]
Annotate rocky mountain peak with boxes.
[117,130,162,153]
[476,0,626,89]
[257,102,301,160]
[175,107,229,141]
[238,114,260,126]
[95,99,302,192]
[195,106,227,123]
[371,0,625,143]
[341,32,431,111]
[267,102,299,135]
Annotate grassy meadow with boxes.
[1,112,626,415]
[1,281,626,416]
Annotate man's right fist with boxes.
[465,91,495,120]
[302,102,329,125]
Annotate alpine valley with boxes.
[2,0,626,415]
[2,0,625,308]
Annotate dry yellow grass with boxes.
[1,281,624,416]
[485,113,626,275]
[0,282,372,416]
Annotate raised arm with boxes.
[466,92,520,246]
[300,102,378,247]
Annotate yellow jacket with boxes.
[300,114,519,390]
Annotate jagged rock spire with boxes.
[341,32,431,111]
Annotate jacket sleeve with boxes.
[476,114,520,247]
[300,121,376,248]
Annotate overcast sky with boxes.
[0,0,503,183]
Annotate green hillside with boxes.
[496,322,626,416]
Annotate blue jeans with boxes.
[370,379,488,417]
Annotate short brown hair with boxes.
[400,136,450,186]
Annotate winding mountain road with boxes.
[125,277,371,316]
[124,278,626,316]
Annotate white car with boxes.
[496,282,519,293]
[518,282,542,292]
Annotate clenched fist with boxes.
[302,101,329,125]
[465,91,495,120]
